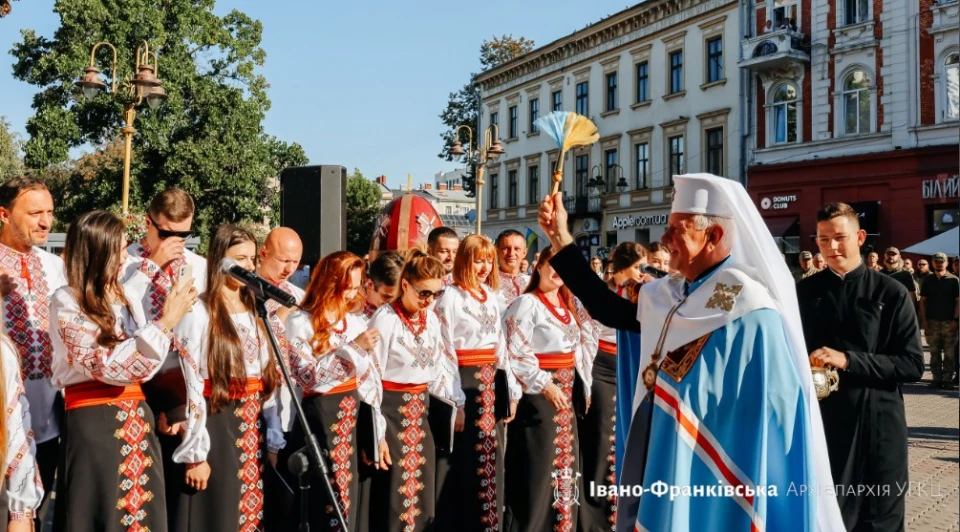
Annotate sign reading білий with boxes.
[922,175,959,200]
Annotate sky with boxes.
[0,0,634,189]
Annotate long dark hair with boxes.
[63,210,131,347]
[524,245,582,326]
[204,224,279,413]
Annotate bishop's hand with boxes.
[809,347,849,370]
[538,192,573,250]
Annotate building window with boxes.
[508,105,518,139]
[529,98,540,132]
[772,83,798,143]
[636,62,649,103]
[490,112,498,127]
[635,143,650,190]
[575,154,589,197]
[705,127,724,176]
[842,69,871,135]
[668,136,684,183]
[843,0,869,25]
[576,81,589,115]
[604,149,618,193]
[670,51,684,94]
[528,165,539,204]
[606,72,618,112]
[945,53,959,121]
[508,169,518,207]
[774,0,798,30]
[490,173,499,209]
[706,37,723,83]
[552,90,563,111]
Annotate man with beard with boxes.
[880,247,918,303]
[795,251,819,282]
[428,226,459,286]
[797,203,923,531]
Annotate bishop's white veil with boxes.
[673,174,845,531]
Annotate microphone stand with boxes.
[254,297,347,529]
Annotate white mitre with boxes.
[670,173,735,218]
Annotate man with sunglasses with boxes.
[120,188,207,529]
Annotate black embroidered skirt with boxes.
[175,395,265,532]
[578,349,618,532]
[435,363,501,531]
[53,398,167,532]
[502,366,580,532]
[369,386,435,532]
[295,389,360,531]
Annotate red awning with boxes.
[763,215,799,237]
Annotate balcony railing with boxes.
[565,194,601,215]
[739,29,809,71]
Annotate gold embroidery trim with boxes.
[660,333,712,383]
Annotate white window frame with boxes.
[938,49,960,123]
[834,65,876,136]
[767,81,801,145]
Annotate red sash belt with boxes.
[64,381,145,411]
[303,377,358,398]
[536,352,575,370]
[456,348,496,367]
[598,340,618,355]
[382,381,428,393]
[202,378,264,399]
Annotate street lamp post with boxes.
[450,125,505,234]
[76,41,168,214]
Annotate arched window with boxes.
[772,84,798,144]
[945,53,959,121]
[842,70,871,135]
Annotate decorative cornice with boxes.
[661,29,687,47]
[696,107,732,121]
[475,0,736,97]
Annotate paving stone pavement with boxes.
[903,354,959,532]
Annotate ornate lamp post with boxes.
[449,125,505,234]
[75,41,167,214]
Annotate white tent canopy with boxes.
[903,227,959,257]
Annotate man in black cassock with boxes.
[797,203,924,532]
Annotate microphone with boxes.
[641,264,670,279]
[220,258,297,307]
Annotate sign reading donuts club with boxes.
[760,195,797,210]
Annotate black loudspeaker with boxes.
[280,165,347,265]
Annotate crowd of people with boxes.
[0,172,954,532]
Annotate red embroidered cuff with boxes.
[8,509,34,521]
[150,319,175,339]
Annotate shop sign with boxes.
[922,175,959,200]
[611,213,668,230]
[760,195,798,210]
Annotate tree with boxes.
[345,168,382,257]
[438,35,535,196]
[0,116,23,182]
[11,0,307,243]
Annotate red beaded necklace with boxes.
[458,284,487,303]
[392,300,427,336]
[535,289,572,325]
[331,317,347,335]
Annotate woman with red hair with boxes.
[433,235,517,531]
[284,251,382,531]
[501,244,598,532]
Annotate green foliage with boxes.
[11,0,308,246]
[438,35,535,196]
[0,116,23,182]
[345,168,382,257]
